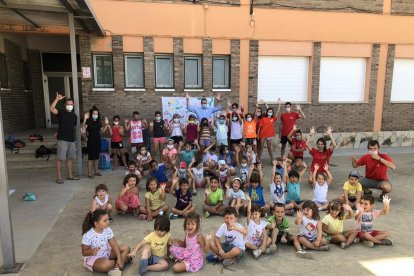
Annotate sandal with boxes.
[56,179,64,184]
[66,177,79,180]
[94,172,102,176]
[88,175,94,179]
[138,214,148,220]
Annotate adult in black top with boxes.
[49,92,78,184]
[149,111,168,161]
[83,106,108,178]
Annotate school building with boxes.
[1,0,414,147]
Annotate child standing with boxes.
[244,113,257,152]
[125,111,146,159]
[198,117,213,152]
[338,171,363,209]
[150,111,168,160]
[141,177,169,221]
[169,178,195,219]
[229,112,243,148]
[355,194,392,247]
[188,158,207,188]
[312,163,333,210]
[280,103,306,158]
[215,113,229,147]
[162,138,177,171]
[185,114,198,147]
[203,176,226,217]
[169,213,211,273]
[267,203,291,248]
[208,207,247,267]
[245,196,273,259]
[81,209,130,273]
[115,174,143,216]
[108,115,128,170]
[169,113,184,146]
[90,184,113,221]
[128,216,171,275]
[225,178,246,213]
[322,200,358,249]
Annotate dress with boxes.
[169,233,203,272]
[86,119,102,160]
[115,190,139,212]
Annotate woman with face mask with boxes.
[149,111,168,161]
[306,126,337,185]
[82,106,108,178]
[257,98,281,164]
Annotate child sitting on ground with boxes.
[312,163,333,210]
[140,177,169,221]
[238,156,250,188]
[355,194,392,247]
[207,207,247,267]
[125,161,141,179]
[203,176,226,218]
[225,178,246,214]
[149,160,170,192]
[169,213,211,273]
[217,160,231,191]
[267,203,291,248]
[162,138,177,172]
[245,195,274,259]
[90,184,113,222]
[136,145,152,177]
[115,174,144,216]
[322,200,358,249]
[202,143,218,171]
[82,210,130,274]
[284,161,307,210]
[188,158,207,189]
[173,161,197,195]
[178,140,200,166]
[337,171,363,209]
[169,178,195,219]
[128,216,172,275]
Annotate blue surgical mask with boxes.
[219,119,225,124]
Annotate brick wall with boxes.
[79,34,92,112]
[253,0,383,13]
[381,45,413,130]
[391,0,414,15]
[1,39,35,134]
[112,36,124,92]
[28,49,45,128]
[248,40,258,111]
[202,38,212,92]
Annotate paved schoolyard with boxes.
[7,149,414,275]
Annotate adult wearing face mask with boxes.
[49,92,78,184]
[82,106,108,178]
[257,98,281,163]
[185,92,223,122]
[280,102,306,158]
[350,140,396,202]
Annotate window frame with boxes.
[154,55,174,89]
[0,53,9,89]
[184,55,203,89]
[212,55,230,89]
[124,53,145,89]
[92,53,114,88]
[391,58,414,103]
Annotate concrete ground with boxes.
[2,148,414,276]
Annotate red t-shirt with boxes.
[290,139,307,157]
[280,112,300,136]
[310,148,333,172]
[356,153,392,181]
[258,116,277,138]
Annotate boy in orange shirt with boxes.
[244,113,257,152]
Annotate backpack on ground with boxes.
[5,135,25,153]
[100,139,109,153]
[98,152,111,170]
[35,144,57,160]
[28,134,44,142]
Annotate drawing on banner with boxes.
[161,97,215,124]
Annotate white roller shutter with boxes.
[258,56,309,102]
[319,57,366,102]
[391,59,414,102]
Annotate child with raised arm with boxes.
[268,160,294,215]
[215,113,229,147]
[178,140,200,166]
[287,125,307,161]
[284,161,307,210]
[337,171,363,209]
[207,207,247,267]
[169,213,211,273]
[136,145,152,177]
[140,177,169,221]
[90,184,113,222]
[115,174,143,217]
[245,195,273,259]
[355,194,393,247]
[169,178,195,219]
[280,103,306,158]
[128,216,172,275]
[203,176,226,218]
[312,163,333,210]
[125,111,147,160]
[188,157,207,189]
[225,178,246,214]
[322,200,358,249]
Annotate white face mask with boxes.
[369,150,379,155]
[267,112,273,117]
[114,121,119,125]
[66,105,73,111]
[173,118,179,123]
[232,117,238,122]
[167,144,174,149]
[246,117,252,122]
[241,163,247,167]
[92,114,98,120]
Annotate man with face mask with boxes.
[350,140,396,202]
[280,102,306,158]
[49,92,78,184]
[186,92,223,122]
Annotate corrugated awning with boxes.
[0,0,105,36]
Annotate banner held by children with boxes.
[161,97,215,124]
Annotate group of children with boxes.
[81,100,394,275]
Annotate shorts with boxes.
[298,235,317,242]
[216,138,228,147]
[148,255,163,265]
[84,250,111,272]
[245,237,262,247]
[230,139,242,145]
[268,231,292,244]
[194,178,204,188]
[221,243,244,262]
[280,136,291,145]
[57,140,76,161]
[348,196,357,202]
[153,137,166,144]
[199,139,211,148]
[170,136,183,144]
[111,141,124,149]
[358,230,380,240]
[245,138,257,146]
[359,178,390,190]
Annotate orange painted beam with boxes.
[373,44,388,132]
[0,24,70,34]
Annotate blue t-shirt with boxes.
[275,166,284,178]
[248,186,265,207]
[286,182,301,203]
[180,150,195,165]
[150,164,168,183]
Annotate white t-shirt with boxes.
[95,194,109,207]
[137,152,151,163]
[270,182,286,204]
[191,167,204,182]
[82,227,114,258]
[171,122,183,137]
[313,182,328,203]
[245,220,267,243]
[203,152,218,164]
[215,223,245,250]
[228,188,246,201]
[125,169,141,177]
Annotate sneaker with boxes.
[353,237,360,244]
[253,249,262,259]
[222,258,235,267]
[296,250,313,259]
[381,239,393,246]
[363,240,374,248]
[169,213,179,220]
[204,211,210,218]
[192,190,198,196]
[159,210,164,216]
[269,244,277,254]
[280,236,288,244]
[318,245,330,251]
[206,254,221,263]
[264,248,270,254]
[139,259,148,275]
[340,242,347,249]
[108,267,122,276]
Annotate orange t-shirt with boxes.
[258,116,277,138]
[244,121,257,138]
